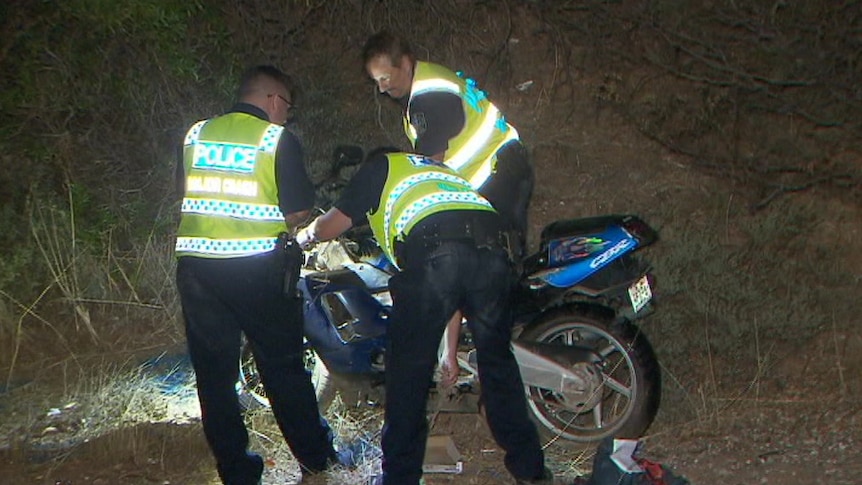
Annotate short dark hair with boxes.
[236,65,297,101]
[361,31,414,67]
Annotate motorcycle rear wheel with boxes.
[237,339,336,413]
[518,308,660,446]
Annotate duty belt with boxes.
[396,217,506,267]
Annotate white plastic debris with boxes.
[516,80,534,92]
[610,439,643,473]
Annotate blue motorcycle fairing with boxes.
[360,253,397,275]
[536,225,639,288]
[300,279,389,375]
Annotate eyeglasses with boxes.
[269,93,296,111]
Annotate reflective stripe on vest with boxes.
[392,191,492,234]
[412,78,459,97]
[383,171,493,235]
[445,103,518,187]
[404,62,520,189]
[175,236,279,256]
[180,198,284,221]
[368,153,495,268]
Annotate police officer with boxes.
[296,148,551,485]
[174,65,345,484]
[361,31,533,259]
[362,31,536,387]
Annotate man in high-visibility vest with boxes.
[361,31,533,256]
[295,148,553,485]
[175,65,349,484]
[361,30,535,391]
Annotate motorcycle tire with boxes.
[518,307,661,446]
[237,340,337,414]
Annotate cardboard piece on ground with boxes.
[422,435,463,474]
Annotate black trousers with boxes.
[379,237,545,485]
[479,141,535,260]
[176,251,335,485]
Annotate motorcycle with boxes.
[237,148,661,446]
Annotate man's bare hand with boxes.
[295,221,318,250]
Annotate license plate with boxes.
[628,275,652,313]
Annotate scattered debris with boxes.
[516,80,534,92]
[423,435,463,474]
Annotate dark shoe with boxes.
[515,467,557,484]
[217,451,264,485]
[302,439,364,479]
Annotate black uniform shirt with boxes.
[405,91,464,158]
[175,103,315,215]
[333,152,389,227]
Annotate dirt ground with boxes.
[3,378,860,485]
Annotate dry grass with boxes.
[1,353,385,484]
[0,356,195,448]
[0,352,206,484]
[1,360,599,484]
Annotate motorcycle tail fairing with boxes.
[522,215,657,289]
[538,214,658,249]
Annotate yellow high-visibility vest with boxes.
[367,152,495,268]
[176,112,289,258]
[403,61,519,189]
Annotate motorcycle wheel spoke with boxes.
[529,393,569,412]
[558,328,582,346]
[591,401,604,429]
[602,373,632,398]
[597,343,618,359]
[529,392,605,432]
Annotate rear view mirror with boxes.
[333,145,364,169]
